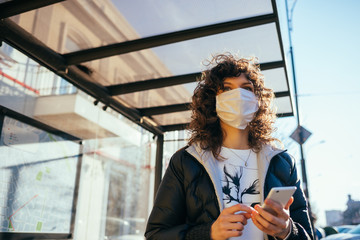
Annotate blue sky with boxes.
[276,0,360,226]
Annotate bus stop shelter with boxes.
[0,0,293,239]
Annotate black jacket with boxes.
[145,145,314,240]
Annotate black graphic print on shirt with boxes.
[222,165,260,207]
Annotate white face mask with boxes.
[216,88,259,129]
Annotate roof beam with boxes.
[276,112,293,118]
[139,103,191,116]
[274,91,290,98]
[0,19,164,135]
[260,60,284,71]
[107,61,284,95]
[108,72,199,95]
[161,124,188,132]
[0,0,65,19]
[62,13,277,65]
[161,112,294,132]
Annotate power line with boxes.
[298,91,360,97]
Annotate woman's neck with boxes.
[221,121,250,149]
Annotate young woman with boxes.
[145,54,313,240]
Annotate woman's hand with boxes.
[211,204,252,240]
[251,197,294,239]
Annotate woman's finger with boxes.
[223,203,253,215]
[223,222,245,231]
[224,229,243,238]
[251,210,276,236]
[254,205,287,229]
[225,213,248,225]
[252,208,291,239]
[263,199,289,219]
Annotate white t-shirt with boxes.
[217,147,263,240]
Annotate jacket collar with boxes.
[186,142,285,165]
[186,142,224,211]
[259,144,286,162]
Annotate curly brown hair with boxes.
[188,53,277,159]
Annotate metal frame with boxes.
[0,105,80,141]
[161,123,188,132]
[0,0,65,19]
[0,17,292,134]
[154,134,164,197]
[108,72,200,95]
[271,0,294,115]
[139,103,191,116]
[0,233,72,240]
[0,0,296,217]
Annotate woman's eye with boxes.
[244,87,254,92]
[223,87,232,92]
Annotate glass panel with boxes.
[11,0,273,52]
[74,132,155,240]
[263,68,289,92]
[153,111,192,126]
[116,82,195,109]
[1,42,155,239]
[0,115,80,233]
[274,96,293,114]
[163,130,189,174]
[83,50,173,86]
[0,43,78,118]
[112,0,273,38]
[150,23,282,75]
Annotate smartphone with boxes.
[261,186,297,215]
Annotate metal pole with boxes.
[285,2,315,236]
[154,134,164,200]
[285,0,310,200]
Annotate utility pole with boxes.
[285,1,315,236]
[285,0,310,200]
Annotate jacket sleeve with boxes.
[271,152,314,240]
[145,150,213,240]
